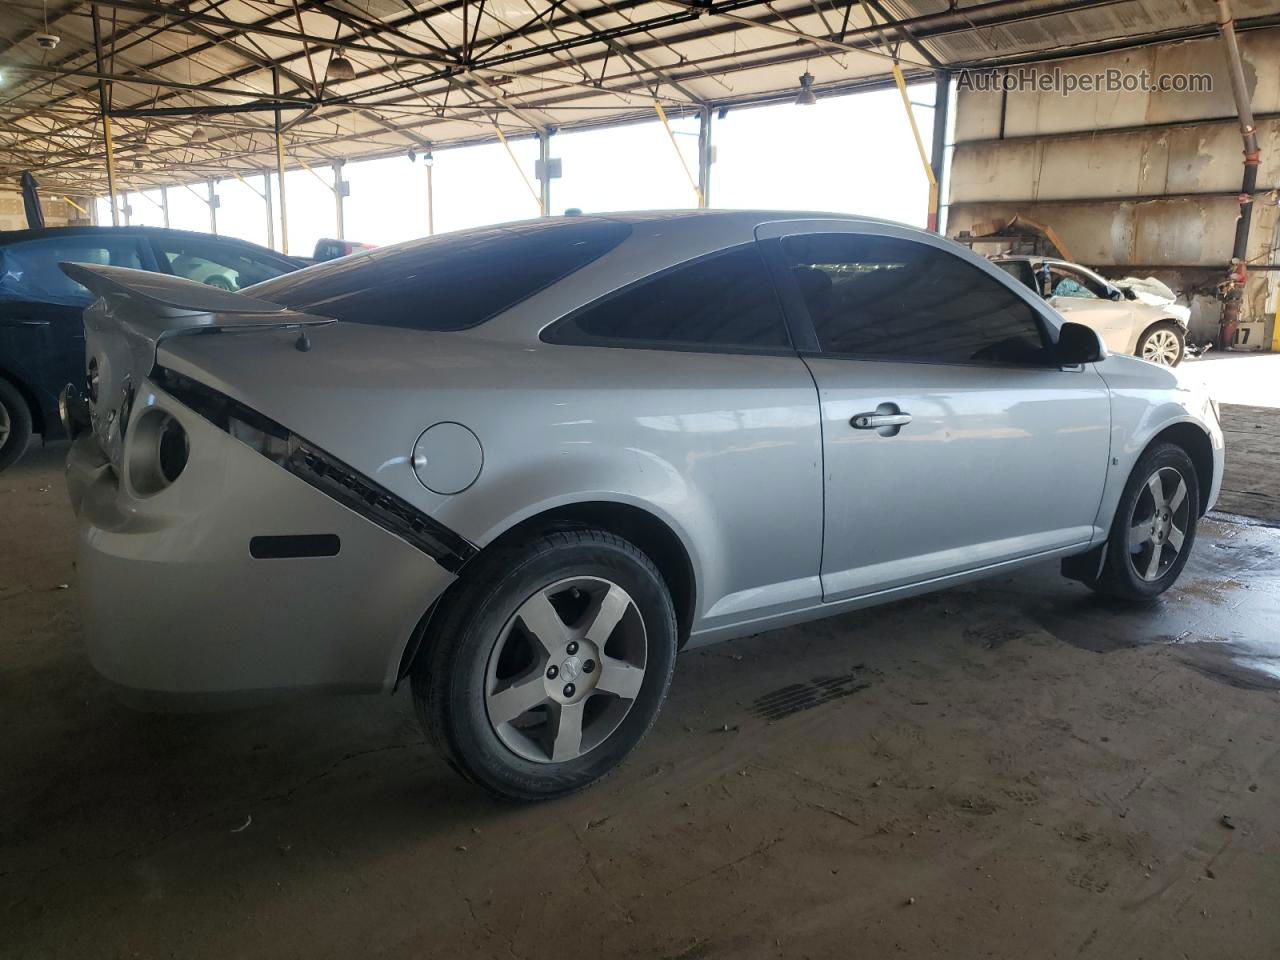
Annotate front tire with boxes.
[1090,443,1200,601]
[0,378,33,472]
[412,528,677,800]
[1136,321,1185,366]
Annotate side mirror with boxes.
[1056,321,1104,365]
[1108,287,1125,302]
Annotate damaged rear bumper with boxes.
[67,379,456,710]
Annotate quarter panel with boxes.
[158,328,825,632]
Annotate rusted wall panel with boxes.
[949,26,1280,344]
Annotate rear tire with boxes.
[412,528,677,801]
[0,378,33,472]
[1089,442,1199,601]
[1136,321,1185,366]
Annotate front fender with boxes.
[1092,355,1224,534]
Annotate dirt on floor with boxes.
[3,444,1280,960]
[1217,403,1280,524]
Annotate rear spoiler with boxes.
[60,261,335,338]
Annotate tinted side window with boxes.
[784,235,1049,366]
[249,219,632,331]
[0,236,148,305]
[547,245,790,352]
[157,237,294,292]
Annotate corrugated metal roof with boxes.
[2,0,1278,191]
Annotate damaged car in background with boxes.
[58,212,1224,800]
[992,255,1194,366]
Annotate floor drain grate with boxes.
[752,673,871,721]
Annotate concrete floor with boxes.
[4,444,1280,960]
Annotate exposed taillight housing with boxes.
[127,408,189,495]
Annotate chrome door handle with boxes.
[852,412,912,429]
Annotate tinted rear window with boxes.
[248,219,631,331]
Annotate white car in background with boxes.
[993,256,1191,366]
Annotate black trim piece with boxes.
[250,534,342,559]
[152,366,478,573]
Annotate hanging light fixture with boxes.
[407,147,417,162]
[794,72,817,106]
[327,55,356,81]
[190,124,208,143]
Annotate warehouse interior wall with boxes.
[947,27,1280,349]
[0,190,93,231]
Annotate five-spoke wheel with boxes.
[485,577,648,763]
[1126,466,1190,582]
[412,528,677,800]
[1089,441,1200,600]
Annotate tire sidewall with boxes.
[424,533,677,799]
[1138,322,1185,366]
[1105,443,1199,598]
[0,379,33,472]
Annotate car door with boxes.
[757,221,1111,603]
[1045,263,1132,353]
[0,234,154,415]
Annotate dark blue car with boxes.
[0,226,303,469]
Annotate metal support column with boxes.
[930,70,951,235]
[426,154,435,235]
[207,180,218,234]
[273,69,289,255]
[91,6,119,226]
[263,171,275,251]
[696,106,713,209]
[537,130,553,216]
[1215,0,1261,349]
[333,160,346,239]
[160,185,170,228]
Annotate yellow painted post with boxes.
[493,125,544,215]
[653,101,704,208]
[891,62,939,232]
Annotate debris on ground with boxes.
[1220,814,1236,830]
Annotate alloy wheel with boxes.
[0,400,9,447]
[1127,466,1191,581]
[484,576,648,764]
[1142,329,1181,365]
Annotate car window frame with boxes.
[763,230,1059,371]
[147,236,298,290]
[1048,263,1108,300]
[541,241,798,358]
[0,232,158,305]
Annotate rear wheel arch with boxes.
[397,500,698,684]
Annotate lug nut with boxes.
[547,665,559,679]
[563,683,576,697]
[583,659,596,674]
[566,641,578,655]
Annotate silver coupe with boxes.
[61,211,1224,799]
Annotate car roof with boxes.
[0,224,298,259]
